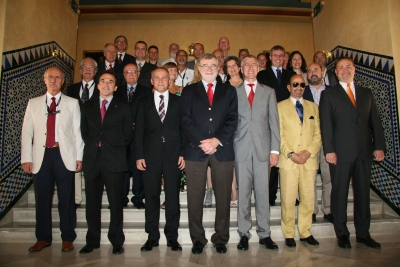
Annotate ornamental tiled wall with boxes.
[0,42,74,219]
[328,46,400,215]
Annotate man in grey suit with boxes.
[234,56,280,251]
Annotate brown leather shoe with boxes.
[28,241,51,252]
[62,241,74,252]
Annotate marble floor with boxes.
[0,235,399,267]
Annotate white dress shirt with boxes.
[339,81,356,100]
[118,52,126,62]
[79,80,95,99]
[271,66,283,79]
[99,96,113,110]
[105,61,115,70]
[309,84,326,106]
[154,90,169,113]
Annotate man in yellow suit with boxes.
[277,74,321,247]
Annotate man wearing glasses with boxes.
[21,67,84,252]
[114,35,136,70]
[257,45,295,207]
[181,53,238,254]
[277,74,321,248]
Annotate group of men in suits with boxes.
[21,35,386,255]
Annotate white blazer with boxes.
[21,93,84,174]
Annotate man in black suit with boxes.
[181,53,238,254]
[135,41,157,89]
[114,35,136,70]
[79,71,133,255]
[256,45,295,206]
[116,63,151,209]
[135,67,185,252]
[66,57,99,209]
[320,57,386,249]
[314,51,338,87]
[94,43,123,86]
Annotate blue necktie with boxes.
[276,68,282,85]
[296,100,303,123]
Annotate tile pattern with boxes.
[327,46,399,215]
[0,42,74,219]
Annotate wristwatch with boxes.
[287,152,294,158]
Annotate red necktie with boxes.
[248,83,255,107]
[108,64,113,71]
[207,83,214,106]
[118,54,122,64]
[46,97,56,148]
[99,100,108,147]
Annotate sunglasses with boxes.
[292,82,306,88]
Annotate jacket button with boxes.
[210,118,212,121]
[209,108,211,110]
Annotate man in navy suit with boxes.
[94,43,123,87]
[257,45,295,206]
[181,53,238,254]
[114,35,136,70]
[66,57,99,209]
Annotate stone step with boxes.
[1,214,399,244]
[12,198,383,223]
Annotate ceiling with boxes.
[78,0,313,23]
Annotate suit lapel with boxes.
[267,68,279,87]
[150,93,163,125]
[253,83,265,107]
[237,83,249,108]
[337,85,356,109]
[196,81,210,106]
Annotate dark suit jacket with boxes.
[303,84,331,103]
[115,83,152,123]
[115,53,136,70]
[81,96,134,172]
[325,70,338,87]
[137,62,157,89]
[181,80,238,162]
[319,84,386,162]
[94,61,124,87]
[134,92,183,163]
[257,67,295,102]
[66,81,99,106]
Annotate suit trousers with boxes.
[236,150,271,239]
[33,147,76,243]
[186,155,234,245]
[124,141,145,204]
[85,148,125,246]
[280,165,316,238]
[269,167,279,202]
[143,144,181,241]
[329,156,372,239]
[314,146,332,215]
[75,171,83,204]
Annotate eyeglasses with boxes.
[199,64,217,69]
[292,82,306,88]
[82,65,95,69]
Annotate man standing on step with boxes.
[21,67,84,252]
[277,74,321,248]
[181,53,238,254]
[320,57,386,249]
[79,71,133,255]
[234,56,280,251]
[135,68,185,252]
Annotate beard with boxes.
[308,75,322,85]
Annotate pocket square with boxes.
[309,116,314,119]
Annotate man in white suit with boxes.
[234,56,280,251]
[21,67,84,252]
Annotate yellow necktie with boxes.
[347,83,356,107]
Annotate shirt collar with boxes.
[127,83,137,90]
[46,92,61,102]
[290,96,303,105]
[201,80,217,91]
[154,90,169,101]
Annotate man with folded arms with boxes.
[21,67,84,252]
[277,74,321,248]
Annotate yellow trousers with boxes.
[280,165,316,238]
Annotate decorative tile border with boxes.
[328,46,399,215]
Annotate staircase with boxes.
[0,175,399,245]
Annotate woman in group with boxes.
[257,53,267,72]
[287,51,308,85]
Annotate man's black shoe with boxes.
[167,240,182,251]
[237,236,249,251]
[323,213,334,224]
[140,240,159,251]
[259,236,278,250]
[300,235,319,246]
[312,213,317,223]
[191,241,205,254]
[79,244,100,254]
[338,235,351,249]
[356,236,381,249]
[133,201,145,209]
[285,238,296,247]
[112,245,124,254]
[213,243,227,254]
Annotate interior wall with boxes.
[388,0,400,110]
[75,19,314,82]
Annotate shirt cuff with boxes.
[271,150,279,155]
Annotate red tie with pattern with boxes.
[108,64,113,71]
[118,54,123,64]
[207,83,214,106]
[46,97,56,148]
[248,83,255,107]
[99,99,108,147]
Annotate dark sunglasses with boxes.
[292,82,306,88]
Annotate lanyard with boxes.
[178,68,187,87]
